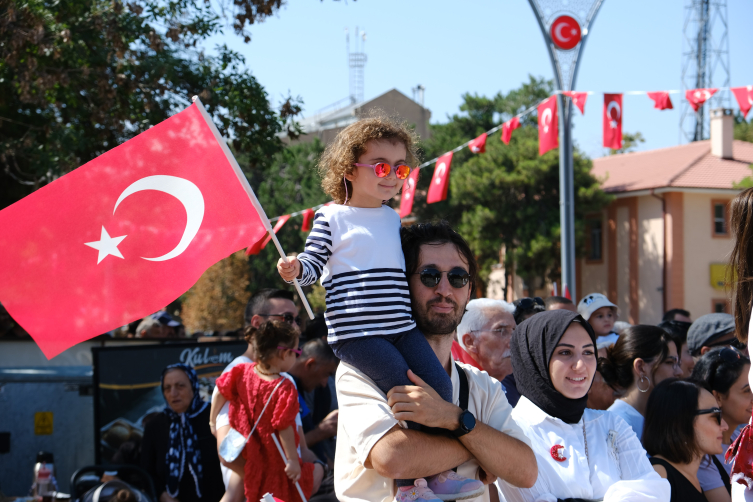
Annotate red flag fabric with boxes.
[647,91,674,110]
[399,168,420,218]
[686,88,718,112]
[427,152,453,204]
[562,91,588,115]
[301,208,315,232]
[731,86,753,118]
[538,96,558,156]
[0,102,268,358]
[501,117,520,145]
[603,93,623,150]
[246,214,290,255]
[468,133,487,154]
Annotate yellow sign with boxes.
[710,263,729,291]
[34,412,53,435]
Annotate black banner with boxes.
[92,341,247,464]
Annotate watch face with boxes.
[461,411,475,431]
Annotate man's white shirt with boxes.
[334,360,531,502]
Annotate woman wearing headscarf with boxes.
[141,364,224,502]
[495,310,670,502]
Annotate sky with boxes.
[206,0,753,159]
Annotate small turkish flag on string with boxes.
[246,214,290,255]
[731,86,753,118]
[647,91,673,110]
[562,91,588,115]
[501,117,520,145]
[603,94,623,149]
[399,168,420,218]
[0,100,268,358]
[538,96,558,156]
[686,88,718,112]
[427,152,453,204]
[301,208,315,232]
[468,133,487,154]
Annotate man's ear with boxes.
[462,333,477,354]
[250,315,263,328]
[303,357,317,370]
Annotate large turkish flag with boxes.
[603,93,623,150]
[399,168,420,218]
[538,96,558,156]
[427,152,453,204]
[0,101,268,358]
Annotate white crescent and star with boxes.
[554,22,574,43]
[84,175,205,264]
[606,101,621,129]
[541,108,553,133]
[434,162,447,185]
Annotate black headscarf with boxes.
[511,309,597,424]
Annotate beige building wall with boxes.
[637,196,664,324]
[616,206,631,319]
[682,192,735,317]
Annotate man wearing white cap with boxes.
[577,293,620,348]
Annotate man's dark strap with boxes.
[455,362,469,411]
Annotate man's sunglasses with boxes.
[277,346,302,357]
[696,407,723,425]
[353,162,412,180]
[258,313,302,326]
[415,267,470,289]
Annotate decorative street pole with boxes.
[527,0,604,300]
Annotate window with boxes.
[586,218,603,262]
[712,200,730,237]
[712,299,730,314]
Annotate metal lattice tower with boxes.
[346,27,367,104]
[680,0,731,142]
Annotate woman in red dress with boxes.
[212,320,315,502]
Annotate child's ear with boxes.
[344,170,356,182]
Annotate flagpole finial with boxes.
[192,95,199,103]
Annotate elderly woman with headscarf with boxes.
[495,310,670,502]
[141,364,224,502]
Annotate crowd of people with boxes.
[80,116,753,502]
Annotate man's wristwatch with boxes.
[451,409,476,438]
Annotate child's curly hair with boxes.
[244,320,298,365]
[319,112,420,204]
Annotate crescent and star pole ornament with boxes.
[84,175,205,264]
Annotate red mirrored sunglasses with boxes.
[353,162,411,180]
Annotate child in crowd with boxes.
[577,292,620,347]
[210,320,319,502]
[277,116,484,502]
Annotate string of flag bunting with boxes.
[249,85,753,255]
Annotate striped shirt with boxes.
[293,204,416,343]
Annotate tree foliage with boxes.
[412,76,612,293]
[609,131,645,155]
[0,0,301,209]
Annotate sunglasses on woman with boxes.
[414,267,470,289]
[277,346,302,357]
[353,162,412,180]
[696,407,723,425]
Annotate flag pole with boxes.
[192,96,315,320]
[271,432,308,502]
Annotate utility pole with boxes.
[527,0,604,301]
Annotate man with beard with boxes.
[333,222,536,502]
